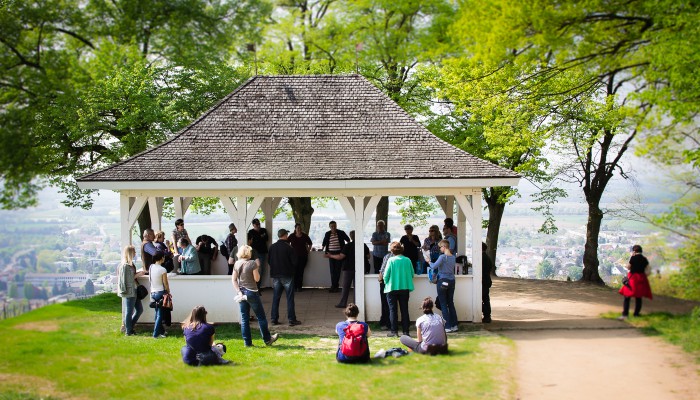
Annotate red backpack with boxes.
[341,322,367,358]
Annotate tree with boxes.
[0,0,269,211]
[440,0,700,283]
[84,279,95,295]
[8,282,18,298]
[536,259,555,279]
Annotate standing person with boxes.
[288,223,312,292]
[335,303,371,364]
[442,226,457,256]
[422,225,442,273]
[177,238,201,275]
[371,220,391,274]
[327,230,370,308]
[154,231,174,273]
[225,223,238,275]
[171,219,191,255]
[400,224,422,274]
[443,217,458,236]
[427,240,459,333]
[383,241,415,337]
[148,253,170,339]
[248,218,269,288]
[322,221,351,293]
[481,242,494,323]
[231,245,279,347]
[141,228,161,274]
[117,245,145,336]
[268,229,301,327]
[618,244,653,320]
[195,233,218,275]
[377,252,395,330]
[400,297,448,355]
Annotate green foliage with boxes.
[536,259,555,279]
[394,196,440,227]
[0,294,516,399]
[567,266,583,281]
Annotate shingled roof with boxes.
[77,74,519,184]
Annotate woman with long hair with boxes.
[149,253,170,338]
[181,306,217,366]
[232,245,278,347]
[428,239,459,333]
[400,297,448,355]
[117,245,144,336]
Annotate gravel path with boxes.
[487,278,700,400]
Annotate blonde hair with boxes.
[122,245,136,265]
[155,230,166,241]
[237,245,253,260]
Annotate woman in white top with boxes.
[149,253,170,338]
[400,297,448,355]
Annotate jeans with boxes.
[328,253,342,289]
[239,288,272,346]
[122,296,143,335]
[379,282,390,327]
[415,261,424,275]
[294,255,308,290]
[151,290,166,337]
[271,276,296,322]
[338,270,355,306]
[257,253,268,289]
[387,289,410,335]
[437,278,458,329]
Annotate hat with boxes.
[277,228,289,238]
[252,218,261,225]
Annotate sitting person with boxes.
[400,297,448,355]
[181,305,223,366]
[335,303,371,363]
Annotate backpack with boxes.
[341,322,367,358]
[219,242,229,259]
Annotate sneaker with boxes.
[288,320,302,326]
[386,332,398,337]
[155,334,166,339]
[271,320,280,325]
[446,326,458,333]
[379,325,390,331]
[617,315,628,321]
[482,316,492,323]
[265,333,279,346]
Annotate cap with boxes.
[277,228,289,238]
[252,218,260,225]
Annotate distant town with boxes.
[0,191,673,320]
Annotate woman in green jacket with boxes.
[383,241,414,337]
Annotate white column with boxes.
[120,194,132,248]
[471,190,483,322]
[174,197,193,219]
[148,197,164,232]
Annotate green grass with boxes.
[603,307,700,363]
[0,294,516,400]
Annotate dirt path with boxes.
[487,278,700,400]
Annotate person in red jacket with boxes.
[618,244,653,320]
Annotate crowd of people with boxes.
[116,217,501,365]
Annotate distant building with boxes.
[53,261,74,271]
[24,273,90,286]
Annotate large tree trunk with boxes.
[376,196,389,228]
[288,197,314,234]
[136,203,151,242]
[581,203,605,284]
[484,188,506,277]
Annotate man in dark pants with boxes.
[268,229,301,327]
[248,218,269,288]
[326,230,370,308]
[482,242,494,323]
[321,221,350,293]
[195,234,218,275]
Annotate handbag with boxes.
[162,293,173,310]
[622,276,631,289]
[136,284,148,300]
[428,267,438,284]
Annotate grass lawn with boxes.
[603,307,700,363]
[0,294,516,400]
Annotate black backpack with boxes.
[219,242,229,259]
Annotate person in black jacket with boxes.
[481,242,494,323]
[268,229,301,326]
[321,221,351,293]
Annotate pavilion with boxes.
[77,74,520,323]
